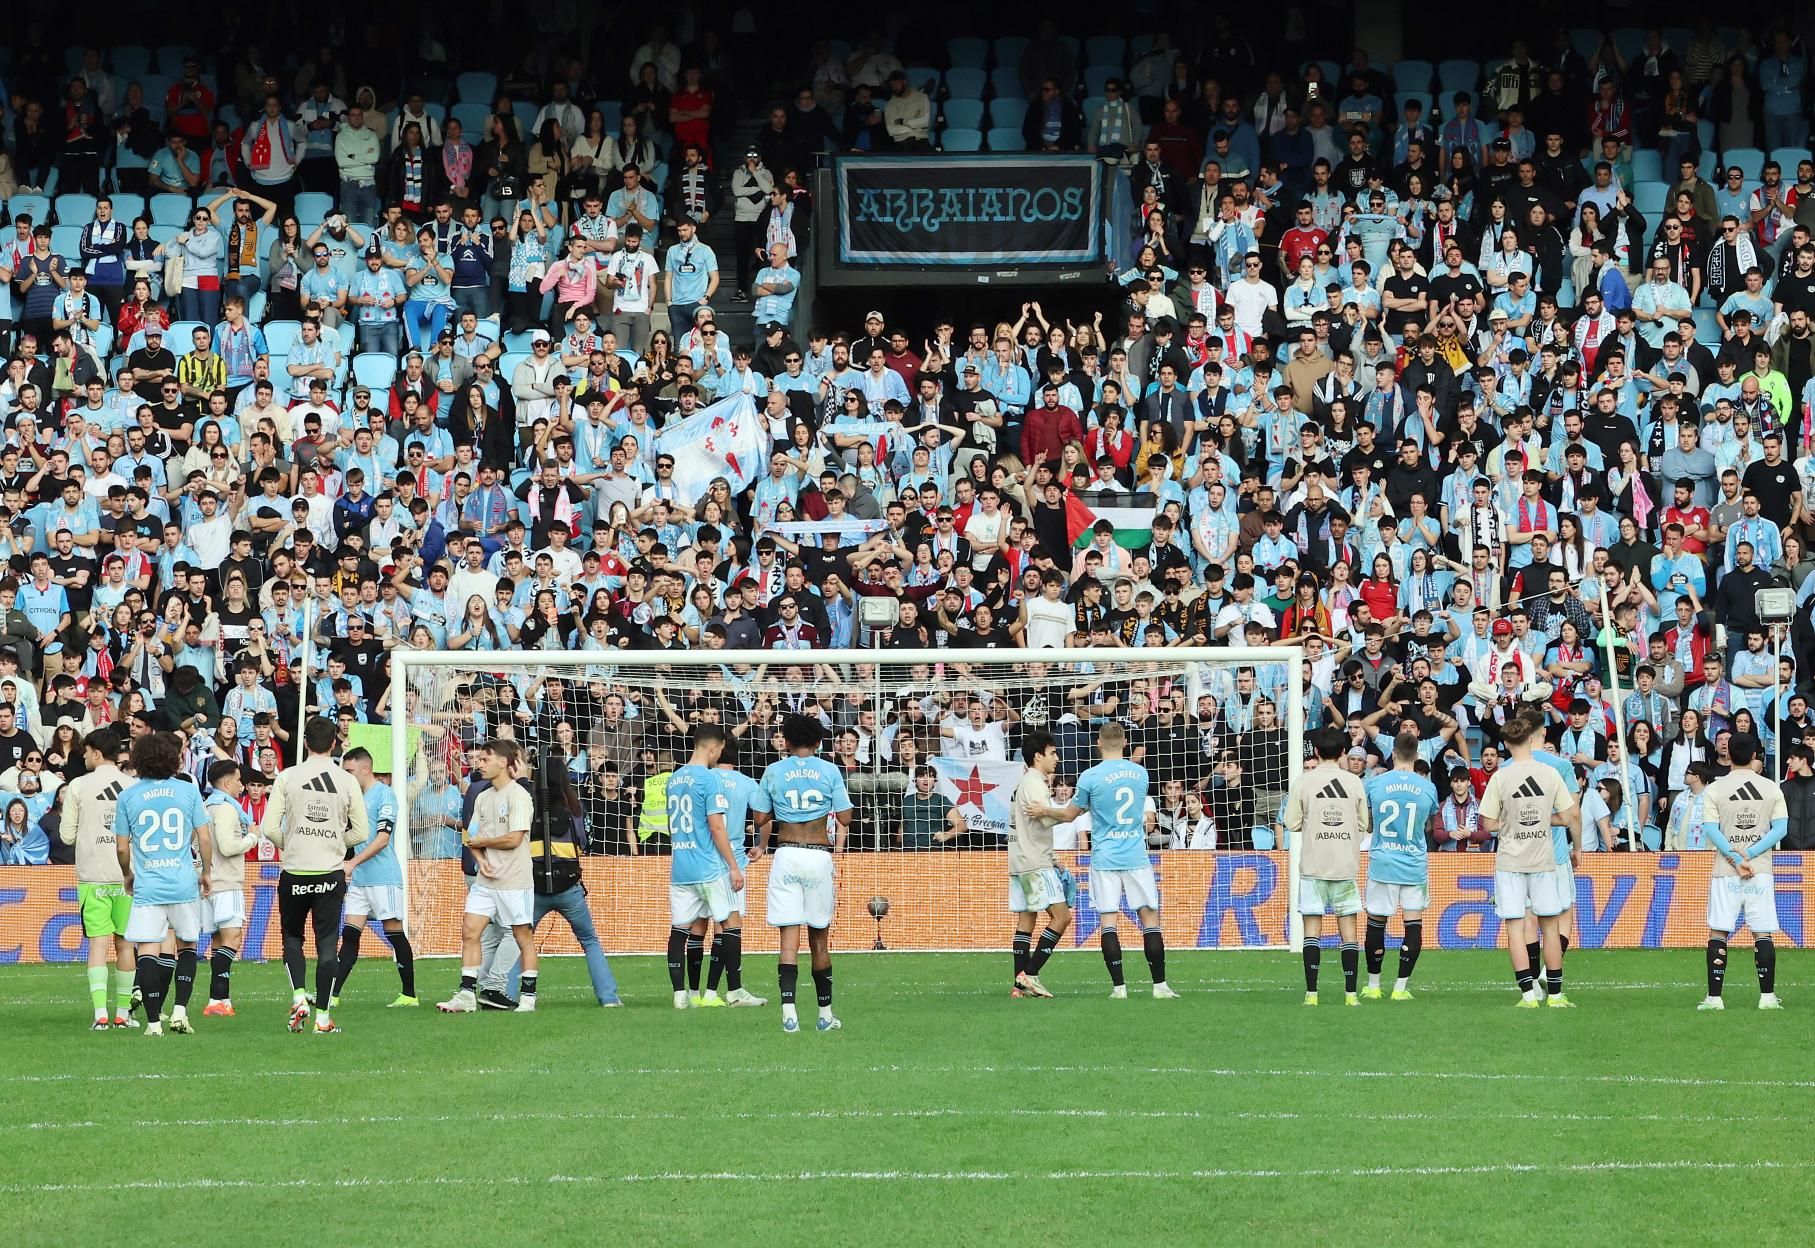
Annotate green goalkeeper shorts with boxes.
[79,882,133,940]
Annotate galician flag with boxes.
[654,393,765,504]
[933,756,1026,839]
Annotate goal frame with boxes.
[389,645,1306,950]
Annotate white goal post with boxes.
[388,645,1307,954]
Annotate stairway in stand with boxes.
[662,115,768,352]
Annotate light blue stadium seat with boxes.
[140,75,174,110]
[1392,59,1434,93]
[7,194,50,225]
[1630,150,1662,183]
[352,353,397,392]
[1612,28,1645,61]
[513,100,539,138]
[1129,34,1158,58]
[904,66,941,95]
[1633,181,1669,217]
[1771,147,1812,171]
[503,330,541,355]
[1724,147,1765,180]
[943,99,984,130]
[1084,35,1125,67]
[294,192,335,223]
[1083,65,1119,96]
[110,193,146,223]
[50,226,83,264]
[944,68,986,101]
[149,193,192,227]
[451,102,490,136]
[55,192,98,224]
[990,66,1022,98]
[1698,150,1718,181]
[1691,308,1720,345]
[455,72,497,105]
[264,320,304,356]
[994,36,1030,69]
[942,128,983,153]
[1251,828,1276,850]
[111,46,152,78]
[1640,824,1662,852]
[947,37,988,70]
[989,98,1028,132]
[986,127,1025,152]
[154,45,194,73]
[1438,59,1480,95]
[165,320,204,349]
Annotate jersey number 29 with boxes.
[136,808,187,852]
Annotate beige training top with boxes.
[1284,763,1370,881]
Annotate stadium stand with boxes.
[0,11,1813,878]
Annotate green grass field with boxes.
[3,949,1809,1247]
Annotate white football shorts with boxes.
[344,884,406,923]
[124,900,202,944]
[200,887,246,933]
[465,884,534,927]
[1089,865,1159,915]
[766,845,835,929]
[1299,877,1363,917]
[669,878,736,926]
[1708,873,1779,935]
[1364,879,1429,917]
[1493,868,1572,920]
[1009,867,1066,913]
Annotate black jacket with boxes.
[1783,774,1815,850]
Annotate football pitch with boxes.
[3,950,1809,1247]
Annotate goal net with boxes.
[388,646,1306,955]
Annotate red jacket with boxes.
[1020,403,1084,469]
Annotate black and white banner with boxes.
[835,155,1105,267]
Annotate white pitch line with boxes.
[11,1105,1799,1134]
[0,1159,1805,1197]
[7,1062,1814,1092]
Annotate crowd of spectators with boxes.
[4,17,1815,870]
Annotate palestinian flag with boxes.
[1066,491,1158,550]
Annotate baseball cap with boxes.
[865,309,884,321]
[1488,307,1509,322]
[144,324,163,336]
[1491,619,1513,637]
[529,328,551,345]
